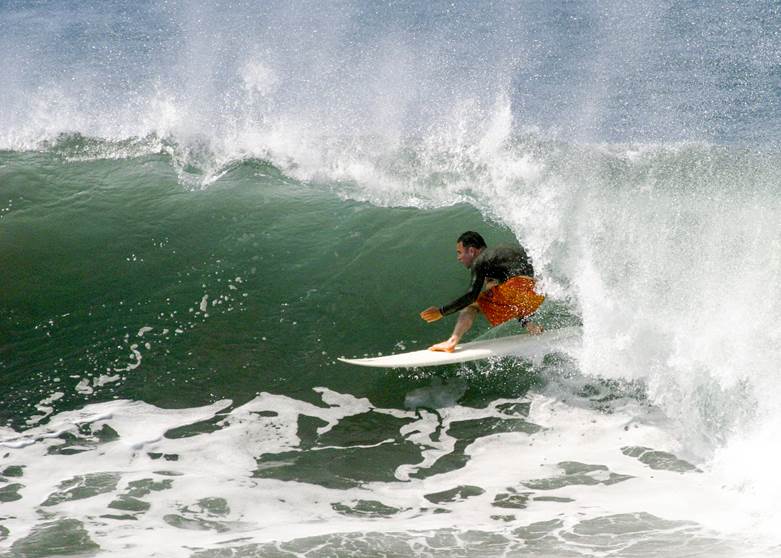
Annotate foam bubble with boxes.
[0,387,774,555]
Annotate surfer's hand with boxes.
[429,336,458,352]
[420,307,443,323]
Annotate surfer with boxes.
[420,231,545,352]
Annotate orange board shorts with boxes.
[476,276,545,327]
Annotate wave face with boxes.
[1,1,781,556]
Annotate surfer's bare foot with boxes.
[429,337,458,352]
[525,322,544,335]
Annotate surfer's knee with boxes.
[460,305,479,319]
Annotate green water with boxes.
[1,150,536,428]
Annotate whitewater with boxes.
[1,1,780,556]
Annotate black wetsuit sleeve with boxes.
[439,266,486,316]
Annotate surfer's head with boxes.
[456,231,485,268]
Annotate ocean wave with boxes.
[7,122,780,467]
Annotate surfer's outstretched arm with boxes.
[429,304,479,352]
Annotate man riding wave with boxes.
[420,231,544,352]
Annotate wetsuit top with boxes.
[439,245,534,316]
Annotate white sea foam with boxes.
[0,386,775,556]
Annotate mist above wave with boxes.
[2,0,778,152]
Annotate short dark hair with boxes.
[457,231,486,249]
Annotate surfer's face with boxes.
[456,242,480,268]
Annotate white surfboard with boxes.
[338,326,581,368]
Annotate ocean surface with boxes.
[1,1,780,556]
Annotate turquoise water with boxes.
[1,147,530,423]
[2,1,781,557]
